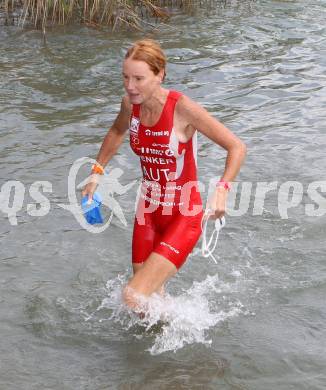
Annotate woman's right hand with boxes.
[81,175,99,203]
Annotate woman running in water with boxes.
[82,39,246,312]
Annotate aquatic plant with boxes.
[0,0,201,31]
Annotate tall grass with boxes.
[0,0,199,30]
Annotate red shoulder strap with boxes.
[169,90,182,102]
[132,104,140,118]
[164,90,182,116]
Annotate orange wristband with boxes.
[91,164,105,175]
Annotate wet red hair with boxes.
[125,39,167,81]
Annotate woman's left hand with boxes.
[207,187,229,219]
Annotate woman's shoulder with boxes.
[174,91,196,113]
[168,89,183,100]
[174,92,210,128]
[121,95,132,112]
[117,95,132,120]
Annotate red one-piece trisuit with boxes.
[129,90,203,269]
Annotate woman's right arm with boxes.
[94,95,131,167]
[82,96,131,200]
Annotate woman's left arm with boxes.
[177,95,247,218]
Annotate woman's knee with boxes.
[132,262,144,275]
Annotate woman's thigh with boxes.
[132,215,161,265]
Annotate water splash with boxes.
[93,272,245,355]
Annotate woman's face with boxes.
[122,58,164,105]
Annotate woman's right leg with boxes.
[124,252,177,311]
[131,213,167,297]
[132,262,165,296]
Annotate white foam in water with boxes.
[97,272,244,355]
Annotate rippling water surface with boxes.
[1,1,326,389]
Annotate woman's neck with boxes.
[141,88,169,116]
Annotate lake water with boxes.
[1,0,326,388]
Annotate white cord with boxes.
[201,209,226,264]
